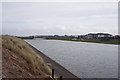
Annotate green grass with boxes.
[46,38,120,45]
[79,39,120,44]
[2,35,51,76]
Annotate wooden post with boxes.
[52,69,54,78]
[60,76,62,80]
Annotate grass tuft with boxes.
[2,35,51,76]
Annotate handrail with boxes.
[51,69,63,80]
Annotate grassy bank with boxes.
[46,38,120,45]
[2,35,51,78]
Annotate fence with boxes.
[52,69,63,80]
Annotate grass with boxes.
[78,39,120,44]
[46,38,120,45]
[2,35,51,76]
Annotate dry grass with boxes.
[2,35,51,76]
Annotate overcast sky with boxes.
[2,2,118,36]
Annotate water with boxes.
[25,38,118,78]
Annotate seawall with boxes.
[26,42,81,79]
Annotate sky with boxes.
[2,2,118,36]
[1,0,119,2]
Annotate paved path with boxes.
[27,43,81,79]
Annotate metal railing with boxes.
[52,69,63,80]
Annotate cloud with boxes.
[2,2,118,36]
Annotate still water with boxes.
[25,38,118,78]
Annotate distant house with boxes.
[78,35,86,40]
[85,33,98,39]
[85,33,112,39]
[97,33,112,38]
[113,35,120,39]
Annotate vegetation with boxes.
[46,38,120,45]
[17,36,34,39]
[2,35,51,76]
[79,39,120,44]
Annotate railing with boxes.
[52,69,63,80]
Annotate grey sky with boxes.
[2,2,118,36]
[2,0,119,2]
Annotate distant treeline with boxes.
[17,36,34,39]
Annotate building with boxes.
[113,35,120,39]
[85,33,112,39]
[85,33,98,39]
[78,35,86,40]
[97,33,112,38]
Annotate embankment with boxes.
[2,35,81,79]
[2,35,51,78]
[27,42,81,79]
